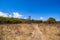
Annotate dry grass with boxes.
[0,23,60,40]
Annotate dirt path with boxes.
[31,24,43,40]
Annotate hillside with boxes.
[0,23,60,40]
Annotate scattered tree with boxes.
[47,17,56,23]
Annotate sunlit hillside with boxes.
[0,23,60,40]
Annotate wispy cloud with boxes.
[13,12,22,18]
[0,11,22,18]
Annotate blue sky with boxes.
[0,0,60,21]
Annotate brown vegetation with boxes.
[0,23,60,40]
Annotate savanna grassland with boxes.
[0,23,60,40]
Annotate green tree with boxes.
[47,17,56,23]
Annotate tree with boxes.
[47,17,56,23]
[27,16,31,20]
[27,16,32,24]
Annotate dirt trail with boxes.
[31,24,45,40]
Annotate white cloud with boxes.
[23,17,27,19]
[0,11,22,18]
[40,17,43,20]
[0,11,8,17]
[13,12,22,18]
[9,15,12,17]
